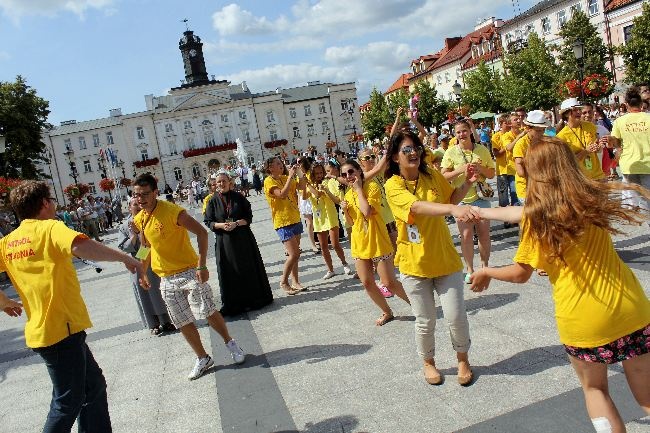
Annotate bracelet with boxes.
[235,221,239,226]
[196,266,208,271]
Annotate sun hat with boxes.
[438,133,450,141]
[523,110,552,128]
[559,97,583,115]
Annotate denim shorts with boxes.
[460,198,491,209]
[276,222,304,242]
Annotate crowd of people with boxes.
[0,85,648,433]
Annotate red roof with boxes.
[431,25,497,71]
[461,47,502,70]
[385,73,412,94]
[605,0,639,12]
[407,40,461,83]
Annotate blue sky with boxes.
[0,0,535,125]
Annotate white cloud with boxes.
[0,51,10,61]
[217,63,357,94]
[325,42,416,71]
[0,0,115,20]
[212,4,288,36]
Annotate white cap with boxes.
[560,97,583,114]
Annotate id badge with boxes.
[315,210,321,219]
[407,224,421,244]
[584,158,593,170]
[135,246,150,260]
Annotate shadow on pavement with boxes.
[274,414,363,433]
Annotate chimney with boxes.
[109,108,122,117]
[275,87,282,94]
[241,81,248,92]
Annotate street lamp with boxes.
[452,80,463,111]
[572,38,585,100]
[117,159,129,195]
[63,148,79,185]
[97,154,112,201]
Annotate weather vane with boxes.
[181,18,190,31]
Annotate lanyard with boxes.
[567,126,586,149]
[139,201,158,247]
[218,193,232,218]
[459,143,475,164]
[402,176,420,200]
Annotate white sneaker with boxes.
[226,339,246,364]
[188,355,213,380]
[343,265,352,275]
[323,270,336,280]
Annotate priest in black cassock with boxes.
[204,170,273,316]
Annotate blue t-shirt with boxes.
[478,127,490,143]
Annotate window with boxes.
[83,160,92,172]
[266,111,275,122]
[505,33,513,45]
[220,114,229,123]
[557,10,567,27]
[623,25,634,43]
[304,105,312,116]
[541,17,551,34]
[136,126,145,140]
[247,155,255,167]
[204,130,215,147]
[238,111,247,120]
[340,100,349,111]
[92,134,100,147]
[174,167,182,181]
[184,120,192,130]
[570,3,582,15]
[343,118,353,130]
[456,69,461,78]
[88,183,96,194]
[445,72,450,83]
[223,131,232,142]
[270,130,278,141]
[105,131,113,145]
[437,75,442,84]
[307,123,314,137]
[228,156,238,167]
[321,121,329,134]
[525,24,534,35]
[186,136,195,149]
[78,137,86,150]
[289,108,296,118]
[293,126,300,138]
[140,149,149,161]
[165,123,174,133]
[319,102,326,114]
[588,0,598,16]
[169,140,177,155]
[242,128,250,142]
[191,163,201,178]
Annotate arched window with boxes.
[191,163,201,178]
[173,167,183,181]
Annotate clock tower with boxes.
[178,29,211,87]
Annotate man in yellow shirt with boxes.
[512,111,551,204]
[133,174,246,380]
[201,176,218,215]
[0,181,141,432]
[557,98,605,181]
[492,114,519,210]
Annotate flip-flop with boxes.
[375,312,394,326]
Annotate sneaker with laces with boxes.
[377,284,394,298]
[226,339,246,364]
[322,270,336,280]
[188,355,214,380]
[343,265,352,275]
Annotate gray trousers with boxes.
[401,272,471,360]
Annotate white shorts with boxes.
[298,197,313,215]
[160,269,218,327]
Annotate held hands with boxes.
[223,221,237,231]
[451,205,481,223]
[587,141,604,153]
[469,268,492,292]
[465,164,480,183]
[2,298,22,317]
[340,200,348,211]
[124,256,142,275]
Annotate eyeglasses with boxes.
[400,146,424,156]
[343,169,356,177]
[359,155,376,161]
[132,191,152,198]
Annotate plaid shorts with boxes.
[160,269,218,327]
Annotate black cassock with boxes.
[204,191,273,316]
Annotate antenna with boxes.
[181,18,190,31]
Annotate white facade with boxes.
[43,80,360,204]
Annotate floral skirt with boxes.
[564,323,650,364]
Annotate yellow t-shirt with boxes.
[449,137,458,147]
[327,178,350,228]
[514,217,650,347]
[306,184,339,233]
[0,220,91,348]
[134,200,198,277]
[500,130,519,175]
[385,172,463,278]
[441,143,495,204]
[512,133,531,200]
[373,175,395,225]
[264,175,301,229]
[344,181,393,259]
[611,112,650,174]
[492,130,514,176]
[202,193,213,215]
[557,122,605,180]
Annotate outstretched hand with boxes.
[452,205,481,223]
[2,298,22,317]
[469,268,491,292]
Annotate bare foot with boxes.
[280,283,299,296]
[375,311,394,326]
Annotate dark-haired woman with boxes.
[263,157,307,295]
[385,130,479,386]
[340,159,410,326]
[441,119,495,283]
[204,170,273,316]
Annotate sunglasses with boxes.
[343,169,356,177]
[400,146,424,156]
[359,154,376,161]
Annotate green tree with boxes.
[386,88,409,123]
[411,80,450,129]
[360,87,392,141]
[501,33,562,110]
[0,76,51,179]
[619,2,650,84]
[556,10,612,84]
[461,61,505,113]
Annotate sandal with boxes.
[375,311,394,326]
[280,283,299,296]
[291,282,307,292]
[150,327,162,336]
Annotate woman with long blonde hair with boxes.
[471,137,650,433]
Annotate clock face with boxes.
[189,49,197,57]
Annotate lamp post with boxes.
[63,149,79,185]
[572,38,585,100]
[452,80,463,112]
[117,159,129,195]
[97,154,112,201]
